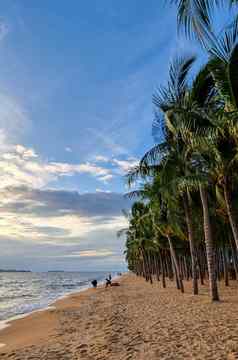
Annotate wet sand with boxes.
[0,274,238,359]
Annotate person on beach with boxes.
[91,279,97,288]
[108,273,112,281]
[105,278,111,288]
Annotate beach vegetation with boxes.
[124,8,238,301]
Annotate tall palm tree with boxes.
[196,23,238,252]
[129,54,222,300]
[142,56,213,296]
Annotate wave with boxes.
[0,294,34,301]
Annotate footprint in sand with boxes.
[76,343,89,355]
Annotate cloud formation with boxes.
[0,137,139,192]
[0,183,130,270]
[63,249,115,258]
[0,143,115,188]
[93,155,139,174]
[0,139,134,270]
[0,186,130,218]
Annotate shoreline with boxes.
[0,274,123,351]
[0,273,121,335]
[1,274,238,359]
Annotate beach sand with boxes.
[1,274,238,359]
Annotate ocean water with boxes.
[0,271,113,322]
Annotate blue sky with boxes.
[0,1,232,271]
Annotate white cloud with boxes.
[99,174,114,183]
[96,188,111,193]
[94,155,109,162]
[0,144,114,188]
[94,155,139,175]
[15,145,38,158]
[65,147,72,152]
[112,157,139,173]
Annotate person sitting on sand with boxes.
[91,279,97,288]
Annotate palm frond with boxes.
[209,17,238,62]
[117,228,129,238]
[190,63,216,107]
[124,190,146,200]
[153,55,196,109]
[170,0,218,45]
[208,57,232,105]
[126,165,144,187]
[228,43,238,108]
[140,143,168,166]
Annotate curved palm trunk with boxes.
[223,177,238,252]
[183,191,198,295]
[167,235,184,293]
[199,185,219,301]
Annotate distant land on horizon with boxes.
[0,269,32,273]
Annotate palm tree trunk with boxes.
[183,191,198,295]
[159,250,166,288]
[140,248,147,280]
[199,185,219,301]
[223,177,238,252]
[147,251,153,284]
[169,248,180,289]
[222,246,229,286]
[197,248,204,285]
[155,254,160,281]
[167,235,184,293]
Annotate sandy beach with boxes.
[0,274,238,359]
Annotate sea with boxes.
[0,271,116,324]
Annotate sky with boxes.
[0,1,232,271]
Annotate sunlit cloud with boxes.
[15,145,38,158]
[0,143,114,188]
[63,249,115,258]
[0,185,129,244]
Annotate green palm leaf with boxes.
[228,43,238,108]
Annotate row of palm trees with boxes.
[122,2,238,301]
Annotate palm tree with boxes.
[206,24,238,252]
[141,56,212,296]
[170,0,238,46]
[128,54,222,300]
[126,178,186,292]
